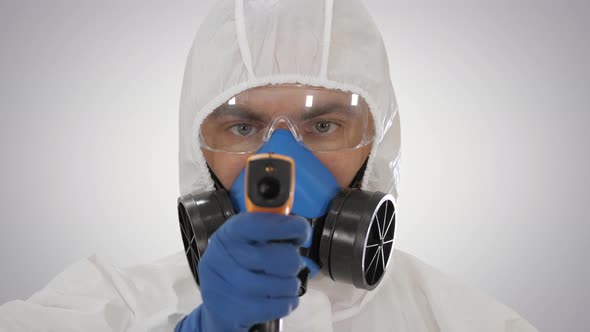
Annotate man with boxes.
[0,0,538,331]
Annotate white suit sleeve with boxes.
[332,250,541,332]
[0,253,199,332]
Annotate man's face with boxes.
[201,84,374,189]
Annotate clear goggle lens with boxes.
[200,84,374,153]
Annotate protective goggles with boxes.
[199,84,375,153]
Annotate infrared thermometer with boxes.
[246,153,295,332]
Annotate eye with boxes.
[229,123,258,136]
[313,121,339,134]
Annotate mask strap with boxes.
[347,156,369,189]
[207,163,227,191]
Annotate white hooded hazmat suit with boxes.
[0,0,539,331]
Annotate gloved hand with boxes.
[175,212,311,332]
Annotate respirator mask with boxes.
[177,84,397,292]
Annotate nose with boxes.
[274,122,290,131]
[264,115,303,142]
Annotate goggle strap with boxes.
[207,163,227,191]
[347,156,369,189]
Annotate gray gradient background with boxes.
[0,1,588,331]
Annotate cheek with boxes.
[202,149,250,189]
[314,145,371,188]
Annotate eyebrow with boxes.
[209,102,358,121]
[209,104,267,122]
[301,103,357,121]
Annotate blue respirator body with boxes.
[178,129,397,292]
[230,130,340,220]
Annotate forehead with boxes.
[212,83,369,117]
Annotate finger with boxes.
[208,291,299,327]
[224,212,311,245]
[223,241,306,277]
[201,257,301,298]
[231,270,301,299]
[245,296,300,324]
[202,236,302,298]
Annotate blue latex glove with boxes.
[175,212,311,332]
